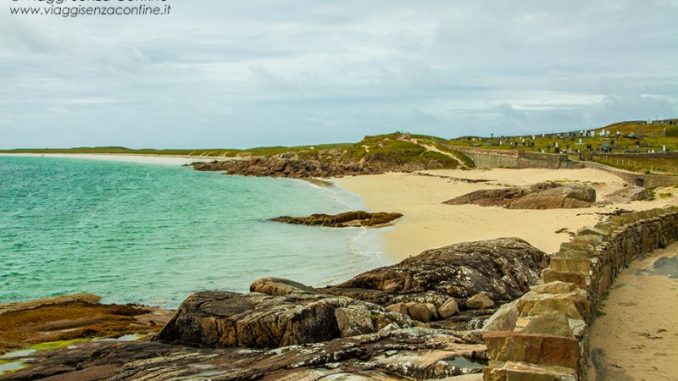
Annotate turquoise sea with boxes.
[0,156,390,308]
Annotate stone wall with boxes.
[583,161,678,188]
[453,147,582,169]
[482,206,678,381]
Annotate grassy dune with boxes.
[2,120,676,174]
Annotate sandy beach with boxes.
[0,153,212,166]
[337,168,678,260]
[588,242,678,381]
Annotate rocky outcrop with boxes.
[3,327,488,381]
[0,294,172,354]
[444,182,596,209]
[508,183,596,209]
[602,186,649,204]
[321,238,548,324]
[154,291,413,349]
[191,149,456,178]
[191,157,370,178]
[271,211,403,227]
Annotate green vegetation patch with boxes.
[29,338,88,351]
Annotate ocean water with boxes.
[0,156,390,308]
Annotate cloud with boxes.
[1,0,677,148]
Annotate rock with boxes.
[484,331,580,369]
[0,294,172,354]
[271,211,403,228]
[323,238,548,313]
[603,186,649,204]
[155,290,412,349]
[466,293,495,310]
[521,312,573,337]
[5,327,488,381]
[515,281,590,321]
[508,183,596,209]
[483,300,519,332]
[386,303,409,315]
[444,188,529,207]
[190,145,457,179]
[444,182,596,210]
[335,306,375,337]
[406,302,439,322]
[0,294,102,316]
[438,299,460,318]
[250,277,317,296]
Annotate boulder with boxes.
[466,293,495,310]
[483,300,519,332]
[386,302,409,315]
[444,182,596,210]
[603,186,649,204]
[508,183,596,209]
[335,306,374,337]
[323,238,548,311]
[406,302,439,322]
[438,299,460,318]
[155,290,412,349]
[443,188,528,207]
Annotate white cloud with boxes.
[1,0,677,148]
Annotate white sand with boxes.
[0,153,211,166]
[336,168,678,260]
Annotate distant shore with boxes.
[336,167,678,260]
[0,153,212,166]
[4,152,676,262]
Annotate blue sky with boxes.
[1,0,677,148]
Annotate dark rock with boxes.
[4,327,488,381]
[154,290,412,349]
[271,211,403,228]
[321,238,548,322]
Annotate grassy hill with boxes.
[2,119,676,174]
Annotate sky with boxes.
[1,0,677,149]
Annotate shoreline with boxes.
[0,152,214,166]
[336,167,678,260]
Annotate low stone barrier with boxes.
[482,206,678,381]
[452,146,581,169]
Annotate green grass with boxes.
[2,119,675,174]
[592,156,678,175]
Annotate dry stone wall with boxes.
[482,206,678,381]
[453,146,582,169]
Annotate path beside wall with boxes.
[481,206,678,381]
